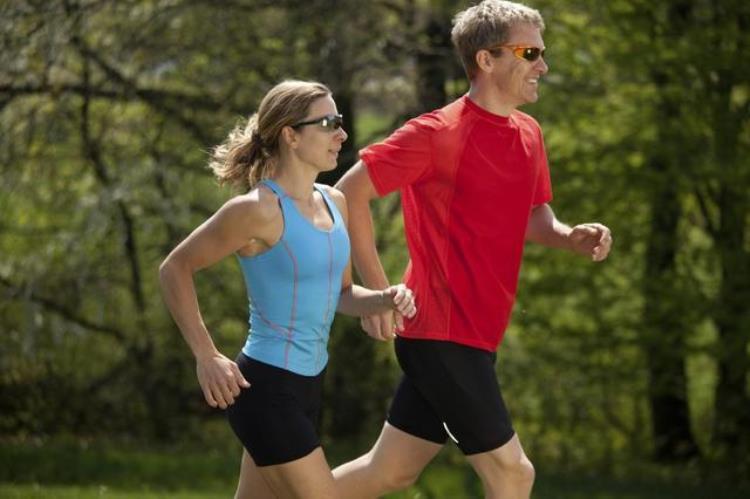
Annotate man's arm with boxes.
[526,203,613,262]
[321,184,417,320]
[335,160,398,340]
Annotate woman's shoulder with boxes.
[316,183,344,202]
[225,184,282,225]
[316,184,346,215]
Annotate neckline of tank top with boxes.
[263,179,337,234]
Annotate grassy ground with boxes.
[2,439,748,498]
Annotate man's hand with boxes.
[567,223,613,262]
[196,352,250,409]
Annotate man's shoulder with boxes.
[510,109,542,130]
[406,97,467,132]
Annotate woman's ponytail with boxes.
[209,113,275,191]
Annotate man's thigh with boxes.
[393,337,515,455]
[370,421,444,474]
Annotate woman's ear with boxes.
[280,125,298,149]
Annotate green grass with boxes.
[2,439,749,498]
[0,484,229,498]
[0,438,237,497]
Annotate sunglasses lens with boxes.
[522,47,542,61]
[323,115,343,131]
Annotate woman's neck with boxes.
[272,163,318,203]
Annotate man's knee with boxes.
[495,453,535,495]
[509,455,535,487]
[382,467,420,492]
[368,452,421,492]
[471,443,536,495]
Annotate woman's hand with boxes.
[383,284,417,320]
[195,352,250,409]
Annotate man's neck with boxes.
[467,82,516,117]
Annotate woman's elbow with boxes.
[158,255,186,289]
[158,258,173,289]
[336,286,354,315]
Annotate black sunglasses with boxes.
[487,44,545,62]
[292,114,344,132]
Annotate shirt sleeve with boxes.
[358,115,437,197]
[532,125,553,206]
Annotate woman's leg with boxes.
[235,449,275,499]
[258,447,338,499]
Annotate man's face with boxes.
[489,23,548,109]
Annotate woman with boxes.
[158,80,416,499]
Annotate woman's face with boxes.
[289,95,348,173]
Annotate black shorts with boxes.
[387,337,515,455]
[226,353,325,467]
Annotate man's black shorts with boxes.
[226,353,324,467]
[387,336,515,455]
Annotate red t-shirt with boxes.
[360,95,553,351]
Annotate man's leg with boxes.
[389,337,530,498]
[333,422,443,498]
[466,433,535,499]
[256,447,338,499]
[332,364,450,498]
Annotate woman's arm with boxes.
[334,163,400,339]
[322,184,417,323]
[159,191,279,408]
[337,283,416,319]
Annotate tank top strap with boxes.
[314,184,341,226]
[259,179,285,198]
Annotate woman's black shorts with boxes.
[387,336,515,455]
[226,353,325,467]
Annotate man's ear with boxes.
[475,49,495,74]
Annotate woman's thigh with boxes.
[259,447,337,499]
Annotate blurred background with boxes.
[1,0,748,497]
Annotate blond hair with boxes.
[451,0,545,80]
[209,80,331,191]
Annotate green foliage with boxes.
[1,0,749,491]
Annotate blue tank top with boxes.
[237,179,350,376]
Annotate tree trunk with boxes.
[713,183,750,461]
[641,157,700,461]
[414,15,451,113]
[638,0,702,463]
[710,69,750,461]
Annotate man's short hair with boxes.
[451,0,545,80]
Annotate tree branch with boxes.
[0,82,221,111]
[0,275,127,342]
[694,186,719,240]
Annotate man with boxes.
[333,1,613,498]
